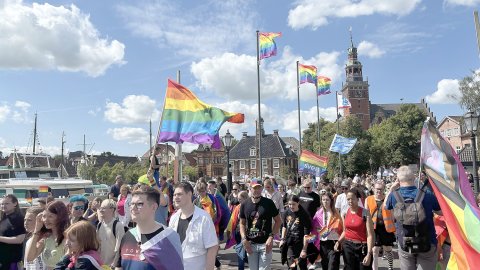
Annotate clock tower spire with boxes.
[341,30,371,130]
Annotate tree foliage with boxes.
[459,71,480,113]
[369,104,426,167]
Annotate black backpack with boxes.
[392,189,431,253]
[96,219,128,238]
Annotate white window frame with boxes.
[273,170,280,177]
[239,160,245,169]
[273,159,280,168]
[262,159,267,169]
[250,147,256,157]
[250,160,256,169]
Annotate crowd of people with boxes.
[1,164,480,270]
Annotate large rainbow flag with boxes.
[298,63,317,85]
[420,119,480,270]
[298,149,328,177]
[157,80,244,148]
[259,32,281,60]
[317,76,331,96]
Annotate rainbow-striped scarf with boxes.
[225,204,241,249]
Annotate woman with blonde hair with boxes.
[117,184,132,227]
[54,221,103,270]
[24,207,45,270]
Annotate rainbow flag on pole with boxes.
[317,76,331,96]
[298,63,317,85]
[298,149,328,177]
[420,119,480,270]
[259,32,281,60]
[157,80,244,148]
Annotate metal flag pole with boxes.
[256,30,263,179]
[316,81,321,156]
[474,11,480,56]
[296,61,302,183]
[336,91,342,178]
[175,70,183,183]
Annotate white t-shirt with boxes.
[169,206,218,270]
[24,238,45,270]
[335,193,363,216]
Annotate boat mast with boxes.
[33,112,37,154]
[61,131,66,178]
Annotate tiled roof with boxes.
[229,134,298,159]
[184,152,197,166]
[459,146,480,163]
[281,137,300,155]
[93,156,140,167]
[141,144,175,159]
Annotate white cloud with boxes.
[0,104,11,123]
[370,22,430,54]
[88,107,101,116]
[104,95,160,124]
[0,145,65,157]
[425,79,461,104]
[117,0,257,59]
[282,106,337,134]
[107,127,149,144]
[0,100,31,123]
[0,0,125,77]
[444,0,480,6]
[288,0,421,30]
[12,101,31,123]
[357,41,386,58]
[191,47,342,101]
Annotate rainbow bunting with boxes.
[420,119,480,270]
[298,149,328,177]
[317,76,331,96]
[298,63,317,85]
[158,80,244,148]
[259,32,281,60]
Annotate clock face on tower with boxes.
[355,90,362,98]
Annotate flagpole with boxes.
[335,91,342,178]
[175,70,183,183]
[296,61,302,183]
[256,30,263,179]
[316,83,321,156]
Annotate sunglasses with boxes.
[73,205,85,211]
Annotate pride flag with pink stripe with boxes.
[157,80,244,148]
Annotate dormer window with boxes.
[250,147,256,157]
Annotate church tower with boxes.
[341,32,370,130]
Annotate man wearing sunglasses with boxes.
[298,178,321,220]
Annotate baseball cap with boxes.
[250,178,262,188]
[341,180,349,187]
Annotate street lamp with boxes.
[464,111,479,194]
[223,130,233,194]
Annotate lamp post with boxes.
[368,157,373,177]
[464,111,479,194]
[223,130,233,194]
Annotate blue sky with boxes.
[0,0,478,157]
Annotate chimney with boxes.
[273,129,279,136]
[242,132,248,138]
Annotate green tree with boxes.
[458,71,480,113]
[78,163,97,181]
[99,151,117,157]
[369,104,426,167]
[183,165,197,181]
[109,162,126,184]
[95,163,112,184]
[124,162,149,184]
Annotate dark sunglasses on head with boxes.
[73,205,85,211]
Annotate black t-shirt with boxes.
[228,194,240,206]
[177,214,193,243]
[0,212,26,268]
[298,191,321,219]
[117,227,164,269]
[110,184,121,198]
[283,207,312,245]
[239,197,279,244]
